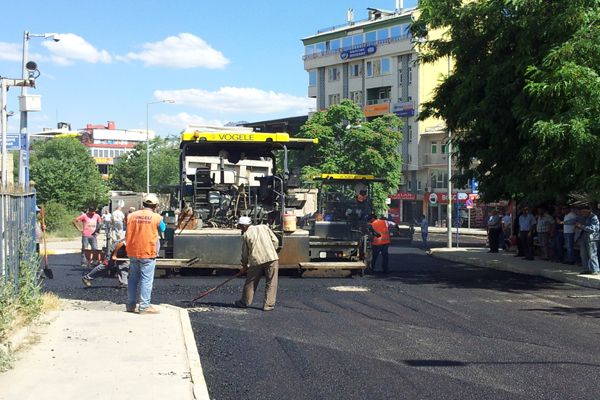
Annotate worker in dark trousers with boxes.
[82,240,129,288]
[368,214,391,274]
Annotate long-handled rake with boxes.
[190,270,244,302]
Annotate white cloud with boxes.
[0,42,22,62]
[41,33,112,65]
[153,87,315,115]
[154,112,224,130]
[118,33,228,69]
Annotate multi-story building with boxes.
[302,4,474,226]
[79,121,154,178]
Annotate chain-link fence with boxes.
[0,192,37,285]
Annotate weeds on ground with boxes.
[0,235,46,372]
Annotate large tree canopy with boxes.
[30,137,109,210]
[413,0,600,202]
[109,136,179,193]
[297,100,403,213]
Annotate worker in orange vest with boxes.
[368,214,392,274]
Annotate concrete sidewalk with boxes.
[431,247,600,290]
[43,233,111,255]
[398,224,488,236]
[0,300,209,400]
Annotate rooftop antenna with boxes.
[347,8,354,23]
[395,0,404,13]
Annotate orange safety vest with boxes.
[126,209,162,259]
[370,219,391,246]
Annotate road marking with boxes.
[328,286,370,292]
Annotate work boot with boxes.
[234,300,248,308]
[82,277,92,287]
[138,306,160,315]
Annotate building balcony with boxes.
[422,153,448,167]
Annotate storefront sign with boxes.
[94,157,113,165]
[389,192,417,200]
[391,101,415,117]
[340,45,377,60]
[363,103,390,117]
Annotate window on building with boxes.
[365,31,376,43]
[316,42,326,54]
[430,170,448,189]
[377,28,389,41]
[417,181,422,191]
[329,39,340,51]
[408,66,413,84]
[350,90,363,104]
[441,144,447,154]
[391,25,401,39]
[366,61,373,77]
[381,58,391,75]
[309,70,317,86]
[350,63,361,77]
[407,180,412,190]
[342,36,352,49]
[352,34,363,47]
[408,125,413,142]
[328,67,340,81]
[431,141,438,154]
[305,45,315,55]
[328,93,340,106]
[401,23,411,38]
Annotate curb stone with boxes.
[163,304,211,400]
[1,310,60,357]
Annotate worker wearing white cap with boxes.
[235,216,280,311]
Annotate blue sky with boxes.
[0,0,417,136]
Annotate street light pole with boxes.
[146,99,174,194]
[20,31,59,189]
[446,55,453,248]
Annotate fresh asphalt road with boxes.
[44,241,600,400]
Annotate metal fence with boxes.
[0,191,37,285]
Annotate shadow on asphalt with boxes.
[524,307,600,319]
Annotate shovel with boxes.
[190,269,244,302]
[40,206,54,279]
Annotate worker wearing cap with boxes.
[125,194,166,314]
[235,216,280,311]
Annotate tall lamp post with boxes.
[20,31,60,189]
[146,99,174,194]
[446,55,453,248]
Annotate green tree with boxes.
[413,0,600,202]
[30,137,109,210]
[109,136,179,193]
[297,100,403,213]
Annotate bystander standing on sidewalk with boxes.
[513,205,524,256]
[126,195,165,314]
[419,214,429,251]
[502,210,512,251]
[575,205,599,275]
[487,209,502,253]
[560,206,578,264]
[72,207,102,267]
[518,206,536,261]
[551,206,565,262]
[101,207,112,240]
[536,207,554,260]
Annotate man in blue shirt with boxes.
[518,206,537,260]
[576,205,599,275]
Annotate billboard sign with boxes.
[0,133,27,151]
[340,45,377,60]
[391,101,415,117]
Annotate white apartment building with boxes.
[302,5,472,225]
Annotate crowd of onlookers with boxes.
[487,204,600,275]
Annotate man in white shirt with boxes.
[536,207,554,260]
[112,206,125,241]
[561,207,577,264]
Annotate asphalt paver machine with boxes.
[159,125,317,271]
[301,174,386,274]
